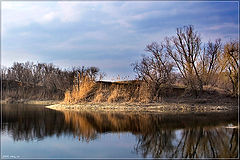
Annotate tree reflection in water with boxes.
[2,104,238,158]
[135,127,238,158]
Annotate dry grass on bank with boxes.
[63,76,237,106]
[64,77,154,104]
[64,77,96,103]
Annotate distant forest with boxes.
[1,63,100,100]
[1,25,239,102]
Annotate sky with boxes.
[1,1,239,80]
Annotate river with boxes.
[1,104,238,158]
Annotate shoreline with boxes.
[46,102,238,114]
[2,99,238,114]
[1,100,61,105]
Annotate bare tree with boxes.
[2,61,101,100]
[165,25,203,93]
[221,41,239,95]
[133,42,174,101]
[199,39,222,86]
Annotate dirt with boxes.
[46,101,238,114]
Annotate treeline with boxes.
[1,62,101,100]
[65,25,238,103]
[1,25,239,102]
[133,25,239,97]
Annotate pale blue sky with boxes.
[1,1,238,80]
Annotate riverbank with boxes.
[46,101,238,114]
[2,96,238,114]
[1,99,61,105]
[47,91,238,113]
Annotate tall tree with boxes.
[222,41,239,95]
[165,25,203,92]
[199,39,222,86]
[133,42,174,100]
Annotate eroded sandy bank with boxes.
[46,102,238,113]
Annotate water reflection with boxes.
[135,127,238,158]
[2,104,66,141]
[1,104,238,158]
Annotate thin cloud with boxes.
[207,23,238,31]
[2,51,41,67]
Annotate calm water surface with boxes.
[1,104,238,158]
